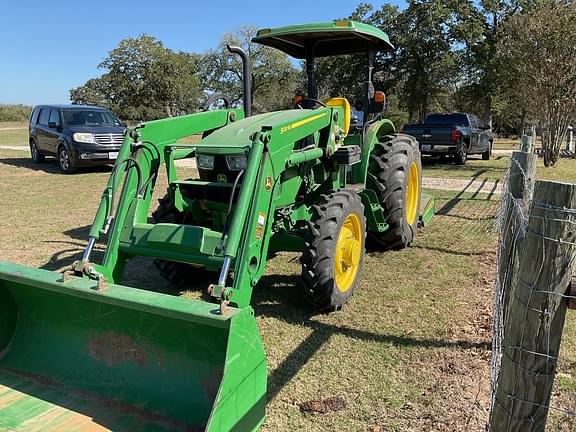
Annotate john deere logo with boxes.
[217,174,228,183]
[264,176,273,191]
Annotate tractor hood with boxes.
[197,109,330,153]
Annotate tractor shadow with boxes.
[36,244,491,404]
[252,273,490,401]
[40,228,491,403]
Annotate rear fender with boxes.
[351,118,396,184]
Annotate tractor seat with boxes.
[324,97,351,136]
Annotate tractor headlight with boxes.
[73,133,95,144]
[225,155,247,170]
[197,154,215,170]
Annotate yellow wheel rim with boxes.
[334,213,362,293]
[405,161,420,226]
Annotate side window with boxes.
[468,115,478,128]
[38,109,50,126]
[30,108,40,125]
[49,109,60,125]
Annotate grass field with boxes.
[0,122,27,146]
[0,142,575,430]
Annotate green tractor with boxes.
[0,21,433,432]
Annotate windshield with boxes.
[63,110,121,127]
[423,113,468,126]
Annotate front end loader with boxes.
[0,20,433,431]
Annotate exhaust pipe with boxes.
[227,45,252,117]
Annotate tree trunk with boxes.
[519,108,527,138]
[483,94,493,128]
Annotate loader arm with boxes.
[85,109,241,281]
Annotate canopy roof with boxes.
[252,20,394,59]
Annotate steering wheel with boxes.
[296,98,327,109]
[202,93,232,111]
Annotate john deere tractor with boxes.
[0,21,433,432]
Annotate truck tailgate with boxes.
[403,125,454,146]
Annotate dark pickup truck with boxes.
[403,112,492,164]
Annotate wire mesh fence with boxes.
[424,180,502,255]
[488,151,576,431]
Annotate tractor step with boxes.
[118,223,225,270]
[334,145,361,165]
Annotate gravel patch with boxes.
[423,176,502,194]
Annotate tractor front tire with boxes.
[367,133,422,250]
[301,190,366,312]
[152,195,211,287]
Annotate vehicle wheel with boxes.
[58,146,76,173]
[454,141,467,165]
[152,194,212,287]
[482,141,492,160]
[301,190,366,312]
[30,140,45,163]
[367,133,422,250]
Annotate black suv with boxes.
[29,105,125,173]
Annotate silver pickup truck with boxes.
[402,112,493,165]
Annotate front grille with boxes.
[93,133,124,145]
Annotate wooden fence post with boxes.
[498,151,537,324]
[508,152,537,201]
[489,180,576,431]
[520,135,533,153]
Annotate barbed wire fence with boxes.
[488,145,576,431]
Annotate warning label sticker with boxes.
[255,212,266,240]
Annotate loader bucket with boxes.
[0,262,266,432]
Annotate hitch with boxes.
[61,260,107,291]
[207,284,234,315]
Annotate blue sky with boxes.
[0,0,399,106]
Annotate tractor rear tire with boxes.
[367,133,422,250]
[301,190,366,312]
[152,194,212,287]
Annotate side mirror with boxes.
[481,125,491,130]
[48,121,58,129]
